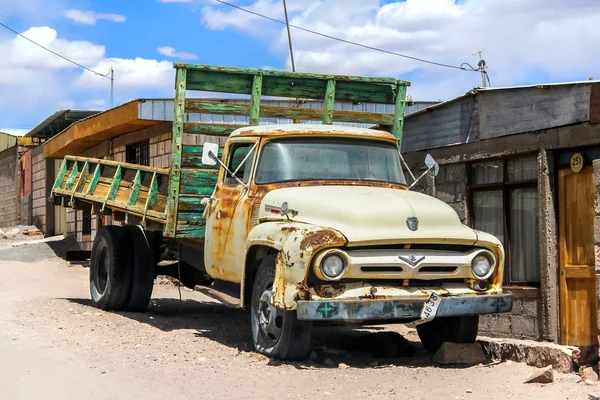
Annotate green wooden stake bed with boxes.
[50,63,512,361]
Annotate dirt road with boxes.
[0,239,596,400]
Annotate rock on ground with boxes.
[433,342,486,365]
[524,366,555,384]
[580,365,599,382]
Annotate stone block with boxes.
[524,365,554,384]
[488,315,512,335]
[510,315,537,339]
[157,141,165,156]
[478,314,492,332]
[449,201,468,224]
[510,298,524,315]
[593,160,600,187]
[435,182,456,203]
[445,164,467,183]
[150,144,157,158]
[433,342,486,365]
[479,337,573,373]
[522,299,539,317]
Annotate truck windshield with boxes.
[255,138,407,185]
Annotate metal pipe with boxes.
[282,0,295,72]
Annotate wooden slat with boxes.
[86,164,102,195]
[249,74,263,126]
[65,161,79,191]
[392,84,408,148]
[179,170,219,196]
[178,196,208,211]
[128,170,142,205]
[52,158,68,191]
[165,67,187,237]
[183,122,246,136]
[65,155,169,175]
[564,265,596,279]
[322,80,336,124]
[143,171,158,222]
[184,100,395,126]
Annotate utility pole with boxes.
[282,0,296,72]
[282,0,300,123]
[110,66,114,109]
[477,51,487,88]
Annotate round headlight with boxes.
[321,254,346,280]
[471,252,495,279]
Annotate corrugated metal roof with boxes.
[138,98,438,128]
[0,128,30,137]
[26,109,102,139]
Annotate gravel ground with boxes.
[0,240,597,400]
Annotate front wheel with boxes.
[250,255,312,361]
[416,315,479,353]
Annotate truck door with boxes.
[204,139,258,283]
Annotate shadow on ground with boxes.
[66,296,483,370]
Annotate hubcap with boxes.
[256,287,284,345]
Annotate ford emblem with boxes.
[406,217,419,231]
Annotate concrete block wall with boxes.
[433,163,468,224]
[0,147,18,228]
[31,150,46,232]
[479,289,540,340]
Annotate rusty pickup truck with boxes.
[50,63,512,360]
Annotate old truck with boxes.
[50,63,512,360]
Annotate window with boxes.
[82,205,92,235]
[255,138,406,185]
[469,156,539,285]
[126,140,149,166]
[224,143,254,185]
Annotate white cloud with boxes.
[157,46,198,60]
[200,0,600,100]
[64,9,126,25]
[0,26,175,126]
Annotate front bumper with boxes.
[296,292,513,321]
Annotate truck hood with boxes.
[259,185,478,245]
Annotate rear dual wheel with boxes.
[90,225,156,311]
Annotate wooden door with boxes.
[559,166,598,346]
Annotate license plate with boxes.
[414,292,442,326]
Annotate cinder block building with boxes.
[403,81,600,347]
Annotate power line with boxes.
[214,0,475,72]
[0,21,111,79]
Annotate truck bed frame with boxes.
[50,63,410,240]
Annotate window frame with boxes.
[467,154,539,287]
[125,139,150,166]
[222,140,257,186]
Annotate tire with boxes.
[123,225,156,311]
[90,226,132,311]
[250,254,312,361]
[416,315,479,353]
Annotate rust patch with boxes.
[299,229,342,252]
[280,226,298,232]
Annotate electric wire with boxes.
[0,21,111,79]
[213,0,476,72]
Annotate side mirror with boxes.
[202,142,219,166]
[425,154,439,177]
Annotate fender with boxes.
[244,221,347,310]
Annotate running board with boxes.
[194,285,240,308]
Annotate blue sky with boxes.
[1,0,599,129]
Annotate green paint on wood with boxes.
[69,160,88,206]
[143,171,158,222]
[392,84,408,150]
[249,74,263,125]
[65,161,79,191]
[52,157,68,192]
[101,165,122,213]
[323,79,336,124]
[86,163,101,195]
[183,122,245,136]
[128,170,142,206]
[165,66,187,237]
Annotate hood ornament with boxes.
[406,216,419,231]
[398,254,425,267]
